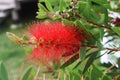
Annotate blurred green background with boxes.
[0,1,37,80]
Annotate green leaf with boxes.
[36,11,48,19]
[45,0,53,11]
[20,66,33,80]
[102,75,112,80]
[90,1,108,25]
[82,50,99,74]
[80,47,86,60]
[38,3,48,12]
[0,61,8,80]
[90,0,108,5]
[96,42,104,50]
[59,0,67,11]
[90,65,102,80]
[62,19,74,24]
[38,0,44,2]
[73,51,95,69]
[22,35,29,41]
[60,54,79,69]
[36,3,48,19]
[73,60,82,70]
[100,28,104,40]
[112,27,120,36]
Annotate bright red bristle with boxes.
[27,21,86,64]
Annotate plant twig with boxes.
[105,47,120,51]
[104,65,115,73]
[80,75,84,80]
[17,63,24,80]
[64,73,66,80]
[75,13,112,30]
[43,73,46,80]
[113,76,117,80]
[81,44,120,51]
[34,65,40,80]
[22,41,120,51]
[57,70,61,80]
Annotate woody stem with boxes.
[81,44,120,51]
[34,65,40,80]
[74,13,112,30]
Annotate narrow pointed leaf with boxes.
[59,0,67,11]
[60,54,79,68]
[80,47,86,60]
[112,27,120,36]
[20,66,33,80]
[45,0,53,11]
[38,3,48,12]
[73,60,82,70]
[37,3,48,19]
[96,42,104,50]
[0,61,8,80]
[36,11,47,19]
[82,50,99,74]
[73,51,94,69]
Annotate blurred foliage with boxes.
[0,61,8,80]
[0,28,26,79]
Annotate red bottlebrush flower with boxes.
[28,21,86,64]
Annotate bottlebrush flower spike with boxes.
[27,21,87,64]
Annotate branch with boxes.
[87,20,112,30]
[104,65,115,73]
[105,47,120,51]
[20,39,120,52]
[17,63,24,80]
[23,41,120,51]
[34,65,40,80]
[82,44,120,51]
[75,14,112,30]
